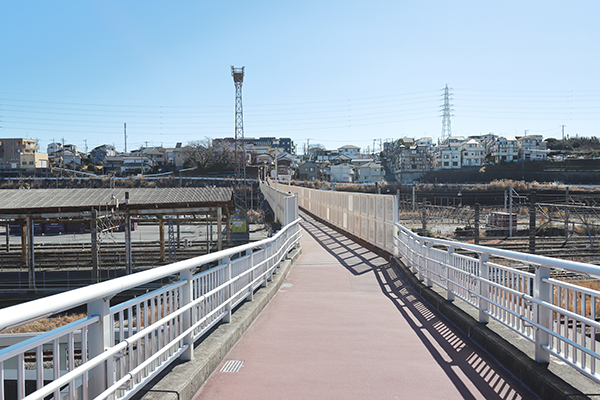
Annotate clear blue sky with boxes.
[1,1,599,155]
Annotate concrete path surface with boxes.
[192,211,538,400]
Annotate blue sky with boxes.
[1,1,599,155]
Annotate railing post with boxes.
[478,253,490,324]
[246,249,254,301]
[426,242,433,287]
[418,241,426,282]
[87,297,113,398]
[534,266,551,363]
[261,244,268,287]
[181,268,194,361]
[223,256,232,323]
[446,247,455,301]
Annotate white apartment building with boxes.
[491,136,519,163]
[518,135,547,161]
[461,139,485,167]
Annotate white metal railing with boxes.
[289,183,600,384]
[0,187,300,400]
[260,179,298,226]
[284,184,397,254]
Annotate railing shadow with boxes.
[299,210,537,400]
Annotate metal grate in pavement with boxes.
[221,360,244,372]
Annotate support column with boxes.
[217,207,223,251]
[26,215,35,289]
[226,211,231,243]
[91,210,100,283]
[20,220,26,267]
[159,215,165,261]
[529,191,536,254]
[474,203,480,245]
[125,212,132,274]
[5,222,10,252]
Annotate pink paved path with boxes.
[193,212,535,400]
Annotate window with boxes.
[452,162,458,166]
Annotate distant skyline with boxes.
[1,1,599,154]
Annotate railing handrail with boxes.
[0,217,301,333]
[395,222,600,278]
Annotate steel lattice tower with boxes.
[231,66,246,182]
[441,84,453,143]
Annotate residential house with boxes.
[518,135,547,161]
[491,136,519,163]
[330,163,355,182]
[338,145,361,158]
[104,155,155,174]
[435,144,462,169]
[90,144,117,164]
[461,139,485,167]
[297,161,319,181]
[357,161,384,183]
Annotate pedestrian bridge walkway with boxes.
[1,181,599,400]
[193,211,533,400]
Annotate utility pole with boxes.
[124,123,127,153]
[560,125,566,141]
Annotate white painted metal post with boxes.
[446,247,455,301]
[246,249,254,301]
[478,253,490,324]
[534,266,551,363]
[223,256,232,323]
[217,207,223,251]
[261,244,268,288]
[426,242,433,287]
[181,268,194,361]
[87,298,112,398]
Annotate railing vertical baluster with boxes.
[181,268,194,361]
[247,249,254,301]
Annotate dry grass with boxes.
[2,314,86,334]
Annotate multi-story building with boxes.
[518,135,547,161]
[213,137,295,155]
[461,139,485,167]
[491,136,519,163]
[0,138,47,170]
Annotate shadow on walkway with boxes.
[299,211,538,400]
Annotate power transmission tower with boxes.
[441,84,453,143]
[231,65,247,210]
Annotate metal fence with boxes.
[288,183,600,384]
[0,188,300,400]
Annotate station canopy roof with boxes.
[0,187,234,217]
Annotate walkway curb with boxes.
[133,245,302,400]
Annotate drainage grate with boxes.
[221,360,244,372]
